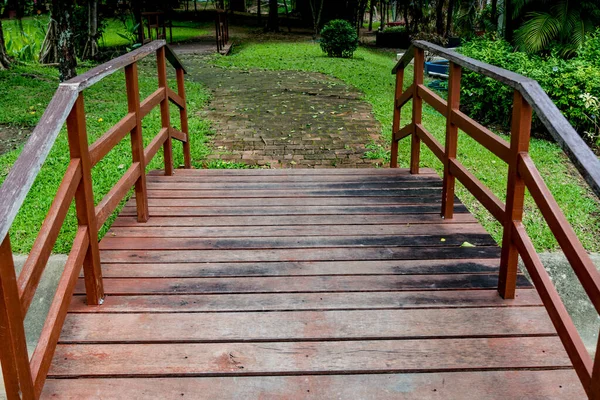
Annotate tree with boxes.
[436,0,446,35]
[82,0,99,60]
[308,0,325,38]
[53,0,78,81]
[265,0,279,31]
[0,19,11,69]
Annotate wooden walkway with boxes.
[42,168,585,398]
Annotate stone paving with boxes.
[182,55,384,168]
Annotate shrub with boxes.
[459,36,600,143]
[319,19,358,58]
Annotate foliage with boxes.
[513,0,598,57]
[0,61,213,253]
[383,25,406,34]
[319,19,358,58]
[214,40,600,252]
[459,36,600,141]
[579,93,600,145]
[2,15,46,62]
[115,15,141,50]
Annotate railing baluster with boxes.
[410,47,424,174]
[0,235,35,399]
[66,94,104,305]
[125,62,149,222]
[176,67,192,169]
[157,47,174,176]
[390,68,404,168]
[591,333,600,398]
[498,90,532,299]
[441,62,462,219]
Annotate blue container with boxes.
[425,60,449,78]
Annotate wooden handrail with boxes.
[391,40,600,398]
[393,40,600,199]
[0,40,191,399]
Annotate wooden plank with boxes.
[118,204,470,217]
[393,123,414,142]
[48,337,571,377]
[145,180,443,190]
[418,84,447,115]
[512,221,593,394]
[99,234,497,251]
[144,128,169,165]
[107,222,486,238]
[165,44,187,74]
[415,124,445,162]
[139,88,165,119]
[170,127,187,142]
[451,109,511,163]
[17,160,80,314]
[167,87,185,109]
[395,84,413,110]
[88,112,136,166]
[391,43,414,73]
[98,246,502,264]
[94,258,499,278]
[127,195,448,207]
[0,236,35,399]
[146,173,442,183]
[449,159,505,222]
[519,153,600,313]
[59,307,556,343]
[68,289,544,313]
[74,274,532,295]
[41,370,587,399]
[111,214,478,227]
[147,168,439,176]
[30,227,88,397]
[94,162,141,228]
[145,188,446,199]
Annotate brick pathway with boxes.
[183,55,383,168]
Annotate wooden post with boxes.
[390,68,404,168]
[157,47,173,176]
[0,235,35,399]
[410,47,424,174]
[498,90,531,299]
[66,94,104,305]
[125,62,149,222]
[441,62,462,219]
[176,67,192,169]
[591,332,600,398]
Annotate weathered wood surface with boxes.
[45,168,584,398]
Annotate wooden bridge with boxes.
[1,40,600,399]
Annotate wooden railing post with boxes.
[125,62,150,222]
[176,67,192,169]
[66,94,104,305]
[0,234,35,399]
[591,333,600,398]
[410,47,424,174]
[390,68,404,168]
[441,62,462,219]
[157,47,173,176]
[498,90,532,299]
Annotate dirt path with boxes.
[181,54,384,168]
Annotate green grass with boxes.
[99,19,210,48]
[212,41,600,252]
[0,61,213,254]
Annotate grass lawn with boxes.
[0,62,213,253]
[1,16,210,61]
[212,41,600,252]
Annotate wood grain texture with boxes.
[48,337,571,377]
[41,370,587,399]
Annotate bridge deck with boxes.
[42,168,584,398]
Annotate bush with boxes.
[459,36,600,144]
[375,25,411,48]
[319,19,358,58]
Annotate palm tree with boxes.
[513,0,596,56]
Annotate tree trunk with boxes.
[0,20,11,69]
[230,0,245,12]
[368,2,373,31]
[504,0,514,42]
[265,0,279,32]
[309,0,324,39]
[82,0,99,60]
[435,0,445,36]
[257,0,262,26]
[53,0,77,82]
[491,0,498,27]
[445,0,455,37]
